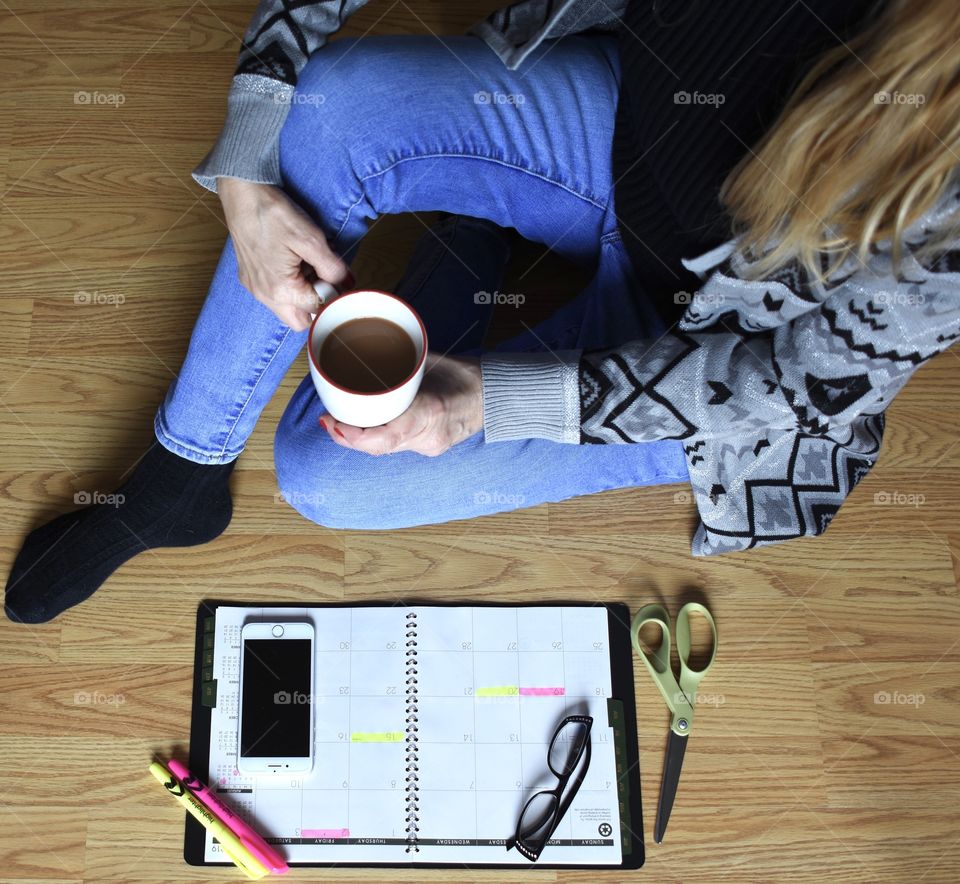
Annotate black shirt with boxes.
[612,0,879,324]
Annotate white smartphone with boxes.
[237,621,315,776]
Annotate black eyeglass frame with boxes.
[506,714,594,862]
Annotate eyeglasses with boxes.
[506,714,593,862]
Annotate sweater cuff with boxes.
[191,74,295,193]
[481,350,582,443]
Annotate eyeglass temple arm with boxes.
[554,736,592,826]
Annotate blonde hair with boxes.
[720,0,960,282]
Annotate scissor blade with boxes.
[653,730,688,844]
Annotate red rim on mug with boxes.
[307,289,429,397]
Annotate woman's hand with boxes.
[217,178,353,331]
[320,353,484,456]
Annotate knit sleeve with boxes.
[481,323,819,445]
[192,0,372,193]
[481,248,960,447]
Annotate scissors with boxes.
[630,602,718,843]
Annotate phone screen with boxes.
[240,638,312,758]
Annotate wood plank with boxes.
[0,299,32,357]
[611,807,960,883]
[822,734,960,808]
[814,662,960,738]
[0,806,86,878]
[0,737,176,807]
[0,6,191,54]
[0,197,222,275]
[0,663,191,737]
[0,357,176,412]
[3,148,221,201]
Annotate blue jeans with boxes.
[155,34,689,529]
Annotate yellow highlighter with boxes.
[149,761,269,879]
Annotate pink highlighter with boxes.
[166,758,289,875]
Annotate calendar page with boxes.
[204,605,623,866]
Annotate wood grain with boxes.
[1,1,959,882]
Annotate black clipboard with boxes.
[185,599,644,870]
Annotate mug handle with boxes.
[309,279,342,321]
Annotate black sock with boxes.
[4,442,236,624]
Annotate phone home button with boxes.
[272,625,284,637]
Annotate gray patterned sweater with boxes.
[482,183,960,555]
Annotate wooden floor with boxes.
[2,2,960,882]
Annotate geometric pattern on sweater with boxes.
[235,0,370,84]
[690,413,885,554]
[233,0,631,85]
[579,179,960,556]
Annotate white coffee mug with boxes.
[308,281,428,428]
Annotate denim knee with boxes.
[288,38,366,122]
[279,35,447,182]
[274,383,393,530]
[274,416,342,528]
[277,39,369,205]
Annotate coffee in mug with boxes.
[317,317,417,393]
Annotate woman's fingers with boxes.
[294,231,352,288]
[340,422,405,456]
[276,271,321,330]
[219,179,349,330]
[320,412,420,456]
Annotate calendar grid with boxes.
[204,605,623,866]
[516,606,524,817]
[346,608,353,839]
[470,609,479,839]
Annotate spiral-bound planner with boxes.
[186,601,644,869]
